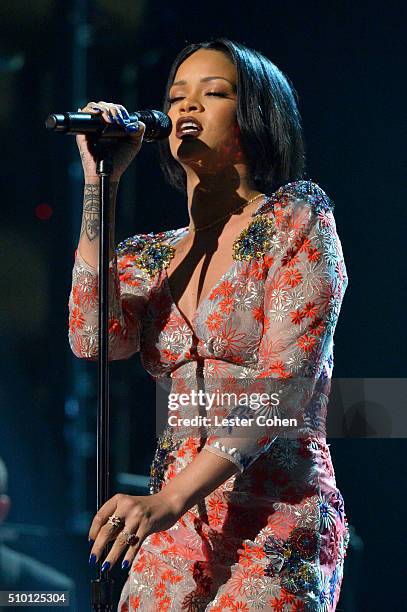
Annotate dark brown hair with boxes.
[158,37,306,194]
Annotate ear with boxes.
[0,494,11,523]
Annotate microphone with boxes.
[44,109,172,142]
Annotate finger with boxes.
[89,520,128,567]
[125,120,146,140]
[88,495,121,543]
[116,104,131,122]
[80,102,103,114]
[87,101,113,123]
[99,523,141,572]
[120,526,148,571]
[109,106,127,127]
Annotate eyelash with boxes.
[168,92,228,104]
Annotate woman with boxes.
[69,38,349,611]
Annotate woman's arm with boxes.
[87,448,238,572]
[68,101,148,360]
[159,447,239,514]
[77,178,118,268]
[202,184,349,470]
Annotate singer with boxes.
[68,38,349,611]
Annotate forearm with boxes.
[77,178,119,268]
[159,448,239,515]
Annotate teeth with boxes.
[180,122,200,131]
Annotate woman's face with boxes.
[167,49,244,174]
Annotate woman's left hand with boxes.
[88,490,183,571]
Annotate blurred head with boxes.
[159,37,306,194]
[0,457,11,524]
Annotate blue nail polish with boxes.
[121,559,129,570]
[89,553,96,565]
[125,123,139,132]
[116,114,127,126]
[101,561,110,572]
[88,538,94,546]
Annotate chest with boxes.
[164,230,239,329]
[140,254,269,378]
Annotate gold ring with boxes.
[107,514,123,528]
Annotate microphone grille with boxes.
[136,110,172,141]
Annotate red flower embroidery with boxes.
[207,312,223,331]
[230,602,249,611]
[269,597,285,612]
[154,582,166,599]
[219,593,236,607]
[252,306,264,322]
[301,301,318,318]
[270,361,291,378]
[162,348,179,362]
[263,253,274,268]
[219,297,234,314]
[291,309,305,325]
[307,246,321,262]
[280,588,296,604]
[108,317,122,335]
[129,595,140,609]
[119,271,142,287]
[159,595,171,611]
[297,333,317,353]
[250,260,267,280]
[72,286,80,305]
[281,248,300,267]
[69,307,84,331]
[309,317,325,337]
[283,268,303,287]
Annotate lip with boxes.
[175,116,203,138]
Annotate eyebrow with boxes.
[171,76,236,89]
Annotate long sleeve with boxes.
[203,185,348,472]
[68,234,155,361]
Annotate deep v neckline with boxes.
[162,194,272,333]
[163,256,235,333]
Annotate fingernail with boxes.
[117,109,128,121]
[101,561,110,572]
[89,553,96,565]
[121,559,129,570]
[116,114,127,126]
[88,538,94,546]
[125,123,139,132]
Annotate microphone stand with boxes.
[91,140,114,611]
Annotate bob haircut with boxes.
[158,37,306,194]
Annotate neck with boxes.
[185,163,261,229]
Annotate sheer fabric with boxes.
[68,180,349,611]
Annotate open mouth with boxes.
[175,118,203,139]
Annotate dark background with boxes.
[0,1,405,609]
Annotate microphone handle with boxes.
[45,110,171,141]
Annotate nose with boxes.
[179,95,203,114]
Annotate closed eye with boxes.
[168,92,229,104]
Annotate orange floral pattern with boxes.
[69,180,349,610]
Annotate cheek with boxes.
[228,123,245,162]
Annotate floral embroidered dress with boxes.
[68,180,350,611]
